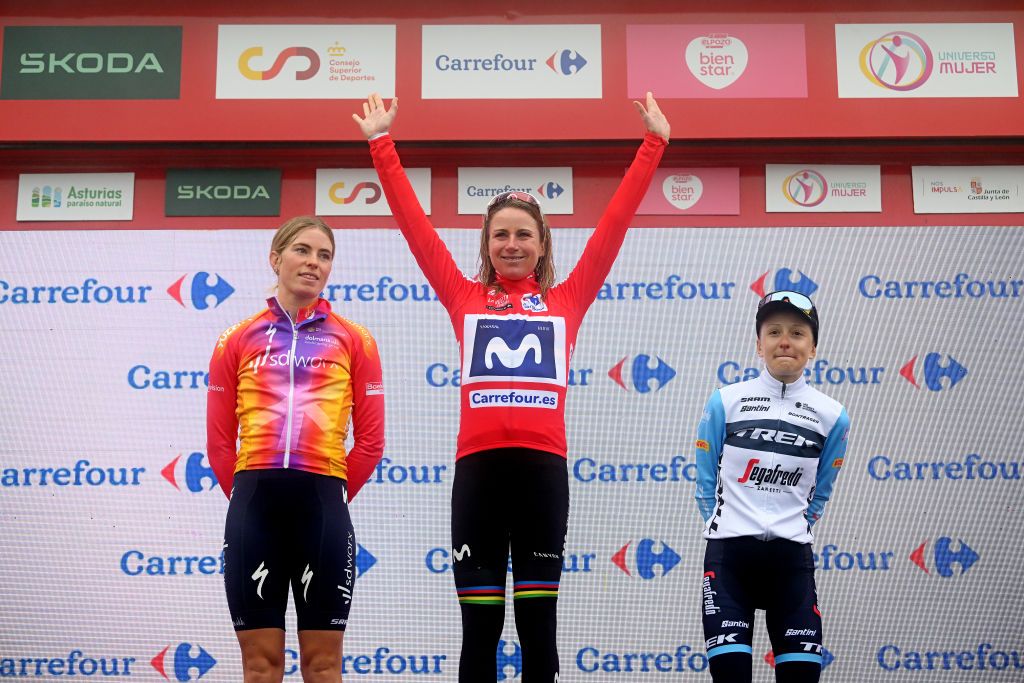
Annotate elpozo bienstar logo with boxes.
[765,164,880,213]
[17,173,134,221]
[1,25,182,100]
[166,169,281,216]
[216,25,395,99]
[422,25,602,99]
[315,168,432,216]
[457,167,573,215]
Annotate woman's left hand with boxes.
[633,91,670,142]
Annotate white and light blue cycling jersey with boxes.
[695,371,850,543]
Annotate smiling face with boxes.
[756,310,817,384]
[486,206,545,281]
[270,226,334,310]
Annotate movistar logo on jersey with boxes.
[462,315,566,386]
[1,26,182,100]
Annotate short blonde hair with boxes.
[270,216,335,260]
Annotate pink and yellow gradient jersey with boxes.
[206,297,384,499]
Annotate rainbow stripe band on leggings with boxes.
[513,580,559,600]
[457,586,505,605]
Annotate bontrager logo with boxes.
[749,268,818,298]
[485,334,542,369]
[151,643,216,681]
[899,353,968,391]
[611,539,681,579]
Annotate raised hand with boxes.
[633,92,670,142]
[352,92,398,139]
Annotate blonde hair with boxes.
[478,198,555,297]
[270,215,335,260]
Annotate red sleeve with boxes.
[341,319,385,500]
[206,326,241,499]
[556,132,667,308]
[369,134,474,311]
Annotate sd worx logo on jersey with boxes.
[151,643,215,681]
[608,354,676,393]
[612,539,681,579]
[167,272,234,310]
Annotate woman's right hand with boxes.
[352,92,398,139]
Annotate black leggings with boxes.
[702,537,823,683]
[451,447,569,683]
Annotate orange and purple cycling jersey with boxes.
[370,131,666,460]
[206,296,384,498]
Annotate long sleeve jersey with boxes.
[206,296,385,499]
[370,132,666,460]
[695,371,850,544]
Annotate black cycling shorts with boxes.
[702,537,824,667]
[223,468,355,631]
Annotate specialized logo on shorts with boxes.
[167,272,234,310]
[161,452,218,493]
[909,537,978,577]
[301,564,314,602]
[611,539,680,579]
[251,562,269,599]
[496,640,523,681]
[749,268,818,298]
[899,353,968,391]
[462,315,566,385]
[151,643,216,681]
[609,354,676,393]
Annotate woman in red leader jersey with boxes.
[354,93,669,682]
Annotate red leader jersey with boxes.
[370,132,665,460]
[206,297,385,498]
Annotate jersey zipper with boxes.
[282,309,299,469]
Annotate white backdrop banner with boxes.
[1,226,1022,681]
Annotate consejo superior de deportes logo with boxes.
[151,643,215,681]
[167,272,234,310]
[608,354,676,393]
[750,268,818,298]
[899,353,968,391]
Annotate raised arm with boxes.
[558,92,669,306]
[354,93,472,310]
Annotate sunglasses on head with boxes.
[486,190,541,210]
[757,290,815,316]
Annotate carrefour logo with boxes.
[577,645,708,673]
[717,358,883,387]
[536,181,564,199]
[608,354,676,393]
[860,31,933,91]
[167,272,234,310]
[782,170,828,207]
[434,48,587,76]
[2,459,144,489]
[496,640,523,681]
[0,651,138,677]
[909,537,979,577]
[0,278,152,305]
[151,643,215,681]
[878,643,1020,672]
[546,49,588,75]
[120,546,377,577]
[611,539,680,579]
[899,353,967,391]
[750,268,818,298]
[162,452,218,493]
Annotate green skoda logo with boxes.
[1,26,182,100]
[166,169,282,217]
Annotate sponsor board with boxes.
[627,24,807,98]
[766,164,880,212]
[165,169,281,216]
[1,25,181,100]
[912,166,1024,213]
[636,168,740,215]
[458,167,572,214]
[422,24,601,99]
[216,25,395,99]
[835,23,1018,98]
[315,168,431,215]
[17,173,134,221]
